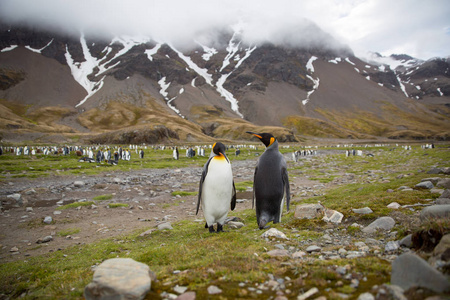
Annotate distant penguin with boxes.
[246,132,290,229]
[139,149,144,159]
[173,147,179,160]
[197,142,236,233]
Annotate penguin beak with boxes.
[246,131,262,139]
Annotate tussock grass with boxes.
[107,203,129,208]
[92,194,113,201]
[57,228,81,237]
[56,201,95,210]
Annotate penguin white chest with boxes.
[201,157,233,225]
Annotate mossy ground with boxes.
[0,143,449,299]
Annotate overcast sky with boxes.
[0,0,449,60]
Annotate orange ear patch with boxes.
[269,137,275,146]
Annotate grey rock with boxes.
[7,193,23,206]
[415,181,434,189]
[399,234,413,248]
[267,249,289,257]
[420,204,450,221]
[37,236,53,244]
[322,209,344,224]
[387,202,401,209]
[336,266,347,275]
[158,222,173,230]
[175,291,196,300]
[260,228,288,240]
[73,181,85,187]
[84,258,151,300]
[227,221,244,229]
[292,251,306,259]
[352,207,373,214]
[421,177,440,185]
[306,245,321,253]
[380,284,407,300]
[427,168,443,174]
[385,241,399,252]
[173,285,188,294]
[207,285,222,295]
[433,234,450,259]
[391,253,450,293]
[435,198,450,205]
[437,178,450,189]
[357,292,374,300]
[43,216,53,224]
[297,287,318,300]
[294,203,324,219]
[440,189,450,198]
[362,217,395,234]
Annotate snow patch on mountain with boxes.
[145,44,161,61]
[216,73,243,118]
[196,42,217,61]
[158,76,183,117]
[220,31,241,72]
[170,45,213,86]
[306,56,318,72]
[25,39,54,54]
[396,74,408,98]
[1,45,18,52]
[345,57,355,66]
[328,57,342,64]
[302,56,320,105]
[65,34,104,107]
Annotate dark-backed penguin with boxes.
[246,132,290,229]
[197,142,236,233]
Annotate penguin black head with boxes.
[212,142,228,160]
[246,132,276,148]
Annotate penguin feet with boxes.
[206,224,225,233]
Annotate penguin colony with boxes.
[5,140,428,233]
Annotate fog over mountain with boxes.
[1,0,449,59]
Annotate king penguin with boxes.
[197,142,237,233]
[246,132,290,229]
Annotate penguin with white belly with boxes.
[246,132,290,229]
[197,142,236,233]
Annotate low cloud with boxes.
[0,0,448,59]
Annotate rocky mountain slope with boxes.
[0,22,449,144]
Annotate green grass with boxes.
[107,203,129,208]
[171,191,198,197]
[57,228,81,237]
[93,194,113,201]
[235,180,253,192]
[0,144,449,299]
[56,201,95,210]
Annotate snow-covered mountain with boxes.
[0,22,448,143]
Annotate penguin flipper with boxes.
[196,157,213,215]
[282,167,290,212]
[231,181,237,211]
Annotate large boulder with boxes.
[420,205,450,221]
[294,203,324,219]
[362,217,395,234]
[84,258,152,300]
[391,253,450,293]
